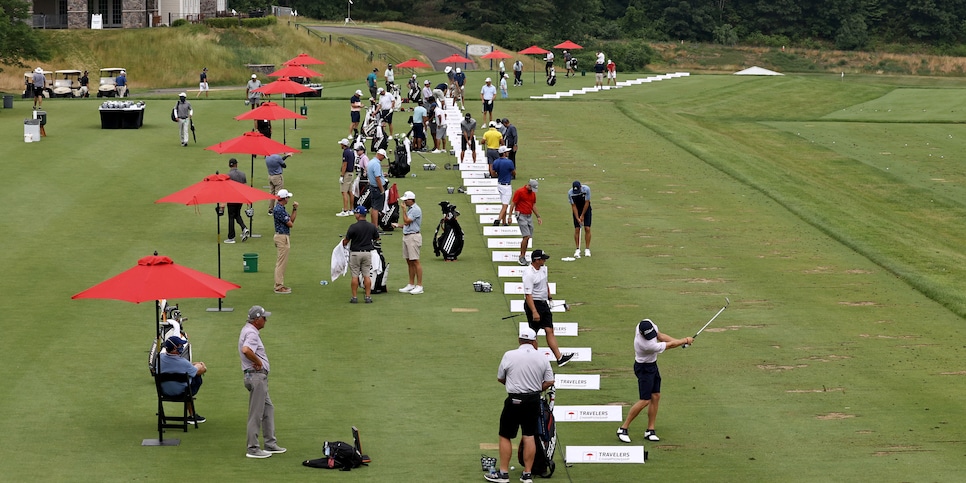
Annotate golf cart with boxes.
[22,70,53,99]
[52,70,83,98]
[98,68,126,97]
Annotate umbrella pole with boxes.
[208,206,234,312]
[248,153,262,239]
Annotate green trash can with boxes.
[243,253,259,273]
[301,137,310,149]
[299,105,308,116]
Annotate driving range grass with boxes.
[2,71,966,481]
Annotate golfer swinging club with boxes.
[616,319,692,443]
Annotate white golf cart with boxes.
[98,67,127,97]
[22,70,53,99]
[52,69,83,98]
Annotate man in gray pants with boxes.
[174,92,193,147]
[239,305,287,459]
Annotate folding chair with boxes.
[153,372,199,445]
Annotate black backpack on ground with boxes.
[303,441,365,471]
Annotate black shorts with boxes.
[381,110,393,124]
[461,135,475,151]
[351,111,361,123]
[369,187,385,211]
[483,100,494,112]
[413,123,425,139]
[572,208,593,228]
[634,361,661,400]
[525,300,553,330]
[498,394,540,439]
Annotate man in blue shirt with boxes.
[395,191,424,294]
[367,150,387,226]
[411,100,428,151]
[490,147,517,226]
[265,152,290,214]
[159,335,207,423]
[366,68,378,100]
[454,67,467,109]
[115,70,127,97]
[568,180,593,258]
[272,189,298,294]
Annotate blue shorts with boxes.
[351,111,361,123]
[572,207,592,228]
[634,362,661,400]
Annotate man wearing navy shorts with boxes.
[568,180,592,258]
[616,319,692,443]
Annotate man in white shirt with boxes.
[522,249,573,367]
[384,63,395,90]
[480,77,498,125]
[378,87,395,136]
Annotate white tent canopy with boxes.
[734,66,783,76]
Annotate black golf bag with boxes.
[389,137,411,178]
[379,183,400,231]
[518,387,557,478]
[547,67,557,86]
[433,201,464,261]
[361,106,388,153]
[367,239,390,294]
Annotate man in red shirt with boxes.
[509,179,542,266]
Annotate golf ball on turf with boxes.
[510,466,515,471]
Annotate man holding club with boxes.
[523,249,574,367]
[617,319,692,443]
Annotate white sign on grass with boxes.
[505,281,554,294]
[565,446,646,464]
[553,406,622,422]
[553,374,599,390]
[498,266,525,277]
[518,322,576,336]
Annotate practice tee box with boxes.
[538,347,590,362]
[461,170,487,179]
[498,266,525,278]
[553,405,622,422]
[493,251,530,262]
[458,163,488,171]
[472,194,501,204]
[488,238,529,249]
[466,186,499,195]
[518,322,575,336]
[565,446,646,464]
[476,204,502,214]
[484,226,521,236]
[465,178,498,186]
[510,299,566,312]
[505,281,554,294]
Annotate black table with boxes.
[99,107,145,129]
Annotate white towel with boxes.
[330,241,349,281]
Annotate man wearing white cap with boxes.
[174,92,193,147]
[115,70,127,97]
[480,77,497,125]
[395,191,424,294]
[338,138,355,216]
[272,189,298,294]
[239,305,286,458]
[246,74,261,108]
[367,149,387,226]
[349,89,363,138]
[484,327,554,483]
[378,87,395,136]
[421,79,433,106]
[31,68,46,109]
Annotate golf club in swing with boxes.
[682,297,730,349]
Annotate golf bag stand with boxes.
[518,387,556,478]
[432,201,463,261]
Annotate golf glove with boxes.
[339,176,344,184]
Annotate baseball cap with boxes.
[353,206,368,215]
[339,138,350,146]
[354,143,366,151]
[229,158,238,166]
[376,148,387,157]
[498,146,510,154]
[455,67,461,73]
[373,68,378,72]
[399,190,416,201]
[519,327,537,341]
[485,77,492,82]
[530,249,551,260]
[252,74,257,79]
[355,89,362,96]
[465,112,472,119]
[277,189,293,199]
[378,87,385,93]
[638,319,657,340]
[444,66,452,73]
[164,335,187,352]
[528,179,539,192]
[248,305,271,321]
[412,74,417,78]
[424,80,430,85]
[572,180,582,192]
[178,92,186,98]
[488,121,496,128]
[501,118,509,124]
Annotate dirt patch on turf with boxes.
[682,278,727,284]
[846,269,873,274]
[801,354,852,362]
[451,308,479,313]
[705,324,764,333]
[601,197,613,201]
[786,387,845,393]
[873,446,930,456]
[859,334,917,339]
[613,304,640,308]
[480,443,499,450]
[803,266,834,274]
[939,371,966,375]
[701,217,717,222]
[839,301,878,306]
[816,412,855,420]
[758,364,808,371]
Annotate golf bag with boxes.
[362,239,389,294]
[433,201,464,261]
[361,106,388,153]
[379,183,400,231]
[546,67,557,86]
[407,79,420,103]
[518,387,557,478]
[389,137,411,178]
[147,301,192,375]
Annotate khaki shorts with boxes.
[402,233,422,260]
[349,251,372,278]
[341,172,355,193]
[595,73,604,83]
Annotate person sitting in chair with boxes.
[159,335,207,423]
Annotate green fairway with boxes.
[2,71,966,481]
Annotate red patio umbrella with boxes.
[396,58,431,69]
[283,53,325,66]
[157,174,280,312]
[554,40,583,50]
[438,53,474,64]
[206,131,300,243]
[481,50,513,72]
[233,101,306,122]
[268,64,324,79]
[252,77,314,144]
[518,45,550,83]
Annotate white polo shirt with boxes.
[522,264,549,301]
[498,343,554,394]
[634,322,667,363]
